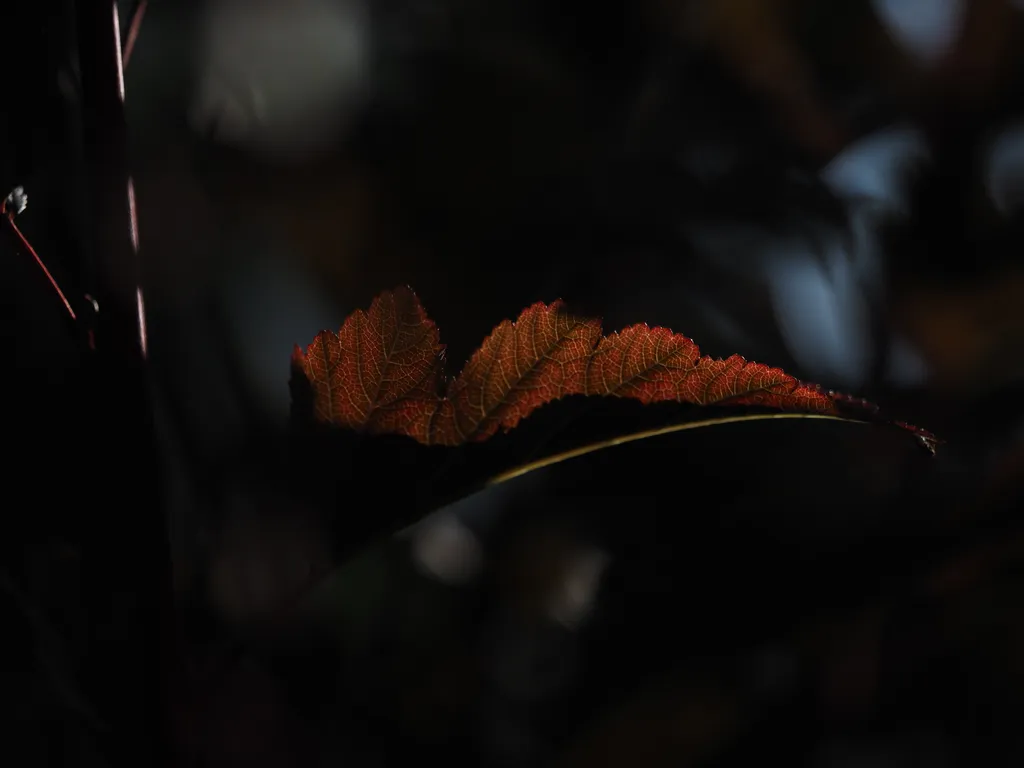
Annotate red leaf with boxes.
[293,287,934,448]
[293,286,443,432]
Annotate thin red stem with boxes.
[2,207,77,321]
[122,0,147,67]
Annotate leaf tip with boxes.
[892,421,943,456]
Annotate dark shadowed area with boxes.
[3,1,1024,766]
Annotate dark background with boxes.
[3,1,1024,766]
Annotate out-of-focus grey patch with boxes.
[208,493,332,625]
[870,0,966,66]
[746,646,800,701]
[189,0,371,162]
[546,546,610,629]
[56,68,79,105]
[822,126,929,213]
[411,510,485,586]
[191,74,256,145]
[219,250,341,424]
[886,333,930,388]
[812,126,933,389]
[844,209,884,293]
[682,224,779,281]
[767,239,873,389]
[483,618,578,701]
[684,126,934,391]
[678,144,740,183]
[985,123,1024,215]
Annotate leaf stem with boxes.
[2,204,77,322]
[487,413,866,486]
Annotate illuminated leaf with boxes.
[293,287,935,450]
